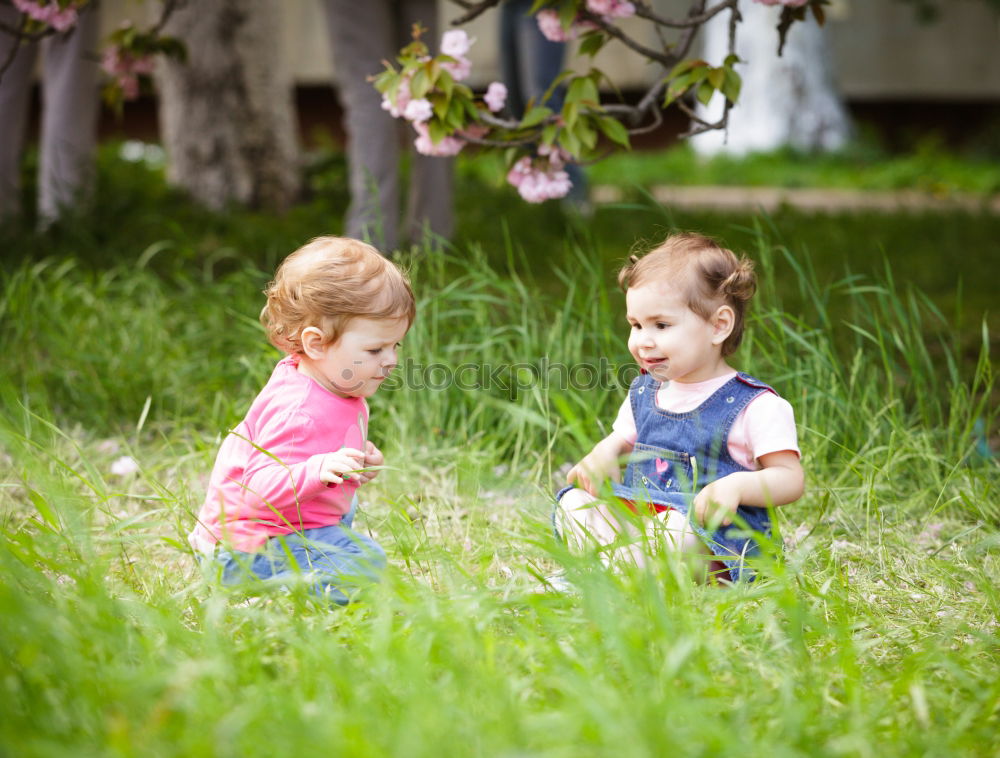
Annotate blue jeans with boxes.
[207,504,386,605]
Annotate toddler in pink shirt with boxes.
[556,232,804,583]
[190,236,413,603]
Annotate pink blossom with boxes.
[380,75,412,118]
[101,46,156,101]
[403,97,433,123]
[47,5,78,31]
[441,29,474,58]
[13,0,79,32]
[101,46,155,77]
[484,81,507,113]
[586,0,636,19]
[413,122,466,157]
[119,75,140,100]
[458,123,490,140]
[536,9,575,42]
[441,55,472,82]
[537,142,572,168]
[506,155,572,203]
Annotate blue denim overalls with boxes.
[561,371,777,582]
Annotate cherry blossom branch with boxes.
[577,10,675,66]
[378,0,823,202]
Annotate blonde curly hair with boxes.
[260,236,416,354]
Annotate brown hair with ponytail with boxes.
[617,232,756,356]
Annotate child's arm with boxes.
[241,447,366,510]
[567,432,634,497]
[693,450,804,527]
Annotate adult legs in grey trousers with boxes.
[498,0,587,205]
[322,0,454,254]
[0,3,100,224]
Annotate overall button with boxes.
[726,396,735,403]
[641,476,650,486]
[637,386,645,395]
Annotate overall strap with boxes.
[627,371,658,421]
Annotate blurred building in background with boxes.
[22,0,1000,149]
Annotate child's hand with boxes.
[567,434,629,497]
[694,452,804,528]
[693,475,742,528]
[319,448,366,486]
[355,440,384,485]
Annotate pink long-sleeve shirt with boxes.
[189,355,368,554]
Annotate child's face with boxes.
[626,280,726,384]
[305,317,409,398]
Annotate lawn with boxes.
[0,143,997,757]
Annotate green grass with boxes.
[1,144,998,757]
[584,139,1000,195]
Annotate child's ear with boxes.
[710,305,735,346]
[300,326,328,359]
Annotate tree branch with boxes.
[578,11,675,66]
[150,0,186,35]
[447,0,503,26]
[632,0,739,29]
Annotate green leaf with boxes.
[696,80,715,106]
[558,1,577,28]
[432,93,450,120]
[541,123,558,145]
[157,37,187,62]
[372,67,397,94]
[721,68,742,104]
[411,68,430,99]
[438,69,454,97]
[428,120,447,144]
[462,97,480,120]
[445,99,465,130]
[707,68,725,90]
[540,69,575,107]
[578,32,607,58]
[562,101,579,129]
[596,116,630,148]
[521,105,553,129]
[576,120,598,151]
[561,129,582,158]
[663,71,696,106]
[579,76,600,107]
[666,58,706,80]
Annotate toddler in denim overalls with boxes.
[556,233,804,583]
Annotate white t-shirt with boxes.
[611,371,800,471]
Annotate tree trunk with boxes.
[691,0,851,155]
[156,0,300,211]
